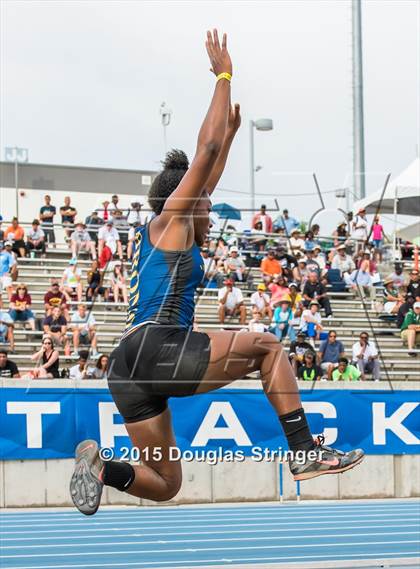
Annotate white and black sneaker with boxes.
[70,439,104,516]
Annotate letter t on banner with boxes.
[7,402,61,449]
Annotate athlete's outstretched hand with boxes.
[227,103,241,135]
[206,29,232,76]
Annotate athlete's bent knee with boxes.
[156,478,182,502]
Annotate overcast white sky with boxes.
[1,0,418,226]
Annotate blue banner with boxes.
[0,388,419,459]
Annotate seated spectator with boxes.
[91,354,109,380]
[70,222,97,260]
[4,217,26,257]
[60,196,77,242]
[268,275,289,309]
[44,280,69,319]
[0,348,19,378]
[331,244,355,282]
[86,261,107,302]
[407,269,420,300]
[218,278,246,325]
[127,202,144,226]
[303,231,316,252]
[0,295,15,351]
[201,248,218,286]
[26,219,46,256]
[298,350,322,381]
[214,237,229,262]
[224,246,246,282]
[312,245,327,275]
[318,330,345,379]
[294,257,309,286]
[288,282,303,312]
[43,306,71,356]
[0,241,17,301]
[273,208,299,235]
[250,284,272,320]
[9,284,35,330]
[28,335,60,379]
[288,331,315,375]
[332,357,361,382]
[69,351,94,380]
[352,332,381,381]
[252,204,273,233]
[109,263,128,304]
[248,312,268,333]
[250,221,267,251]
[288,229,305,256]
[397,294,415,329]
[305,250,321,277]
[302,272,333,318]
[387,263,407,289]
[383,278,405,314]
[400,301,420,357]
[299,300,323,344]
[71,304,98,357]
[276,247,297,281]
[39,194,56,246]
[85,210,104,243]
[61,259,83,303]
[260,250,282,284]
[348,266,376,307]
[332,221,348,247]
[271,298,296,342]
[98,220,123,268]
[111,209,130,246]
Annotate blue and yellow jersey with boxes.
[124,224,204,333]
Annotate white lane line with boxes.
[2,512,419,531]
[2,530,418,550]
[3,522,418,542]
[2,515,419,535]
[2,539,418,559]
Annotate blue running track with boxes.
[1,500,419,568]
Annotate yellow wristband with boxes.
[216,72,232,83]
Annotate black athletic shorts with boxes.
[107,324,211,423]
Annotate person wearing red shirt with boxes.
[9,284,35,330]
[251,204,273,234]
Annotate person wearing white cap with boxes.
[70,222,97,261]
[223,246,245,282]
[400,301,420,357]
[331,244,356,282]
[288,229,305,256]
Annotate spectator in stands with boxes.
[98,220,123,269]
[39,194,56,246]
[4,217,26,257]
[352,332,381,381]
[99,199,111,222]
[9,284,35,330]
[331,244,355,282]
[332,357,361,381]
[214,237,229,262]
[86,260,107,302]
[0,295,15,352]
[387,263,407,289]
[302,271,333,318]
[0,242,17,300]
[274,209,299,236]
[109,262,128,304]
[61,259,83,302]
[397,294,415,329]
[312,245,327,276]
[251,204,273,234]
[294,257,309,286]
[70,222,97,260]
[400,301,420,357]
[407,269,420,300]
[305,249,321,277]
[288,229,305,256]
[383,277,405,315]
[351,208,368,251]
[268,275,289,309]
[260,249,281,284]
[218,278,247,325]
[29,335,60,379]
[288,282,303,312]
[272,298,296,342]
[303,231,316,252]
[250,221,267,252]
[250,283,272,320]
[299,300,323,344]
[71,303,98,357]
[60,196,77,241]
[348,265,376,307]
[318,330,345,379]
[108,194,122,215]
[201,248,217,286]
[69,350,93,380]
[111,210,130,246]
[44,280,69,319]
[332,221,348,247]
[26,219,46,256]
[288,331,315,375]
[248,311,268,333]
[127,225,136,260]
[0,349,19,378]
[371,216,385,261]
[127,202,144,226]
[91,354,109,380]
[43,306,71,356]
[85,210,104,243]
[298,350,322,381]
[276,247,298,281]
[224,246,246,282]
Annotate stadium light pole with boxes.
[159,102,172,155]
[249,118,273,213]
[4,146,29,218]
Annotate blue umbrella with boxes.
[212,203,242,221]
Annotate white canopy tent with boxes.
[354,157,420,216]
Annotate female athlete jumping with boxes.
[70,30,364,515]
